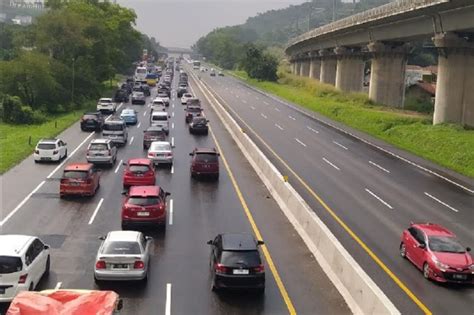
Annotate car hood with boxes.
[432,252,473,267]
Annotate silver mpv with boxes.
[94,231,151,283]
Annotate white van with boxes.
[102,119,128,146]
[135,66,147,81]
[150,111,170,135]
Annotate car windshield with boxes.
[428,236,466,253]
[103,124,124,131]
[102,241,141,255]
[89,143,108,151]
[0,256,23,274]
[128,197,160,206]
[221,251,261,266]
[129,165,150,173]
[63,170,88,179]
[38,143,56,150]
[195,153,217,162]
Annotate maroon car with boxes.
[189,148,220,180]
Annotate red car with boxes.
[60,163,100,198]
[189,148,220,180]
[122,158,155,188]
[400,223,473,283]
[121,186,170,230]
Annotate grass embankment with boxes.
[0,83,117,174]
[230,70,474,178]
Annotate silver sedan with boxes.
[147,141,174,166]
[94,231,151,283]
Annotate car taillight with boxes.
[86,149,90,156]
[18,274,28,284]
[53,150,58,155]
[166,153,172,157]
[148,153,155,158]
[134,260,145,269]
[86,178,93,184]
[253,264,265,274]
[95,260,106,269]
[215,263,228,274]
[34,150,39,154]
[107,149,111,156]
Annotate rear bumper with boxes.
[60,185,94,196]
[81,123,100,130]
[123,176,155,187]
[150,156,173,165]
[122,216,166,227]
[34,153,61,162]
[104,136,126,145]
[132,99,146,104]
[0,283,27,302]
[94,269,147,281]
[214,274,265,289]
[87,156,114,164]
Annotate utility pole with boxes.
[71,57,75,104]
[333,0,336,22]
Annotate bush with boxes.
[241,44,278,81]
[2,95,46,124]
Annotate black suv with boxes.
[80,112,105,131]
[114,89,129,103]
[189,117,209,135]
[207,233,265,292]
[185,105,202,123]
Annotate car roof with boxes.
[121,108,135,113]
[64,163,93,171]
[194,147,217,154]
[106,231,140,243]
[128,158,152,166]
[90,139,110,144]
[129,185,160,197]
[38,138,58,143]
[0,235,35,256]
[145,126,166,132]
[84,111,100,115]
[99,98,112,101]
[413,223,455,237]
[105,119,124,124]
[221,233,258,251]
[152,111,168,116]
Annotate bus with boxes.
[135,66,147,81]
[193,60,201,70]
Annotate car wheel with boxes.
[399,243,406,258]
[34,159,39,164]
[64,149,68,159]
[44,256,51,276]
[28,282,34,291]
[94,276,102,286]
[121,223,128,230]
[423,263,430,280]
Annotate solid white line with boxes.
[169,199,174,225]
[307,126,319,134]
[88,198,104,225]
[55,282,62,290]
[115,159,123,173]
[171,137,175,147]
[143,111,147,116]
[172,122,175,129]
[333,141,348,150]
[129,136,134,145]
[242,100,247,104]
[289,115,296,121]
[424,192,459,213]
[171,165,174,174]
[137,122,141,129]
[0,181,45,226]
[165,283,172,315]
[172,103,175,108]
[117,102,123,110]
[47,132,95,179]
[275,124,284,131]
[295,138,307,147]
[369,161,390,174]
[275,108,281,112]
[365,189,393,209]
[250,106,256,110]
[322,157,340,171]
[260,113,267,119]
[263,101,269,105]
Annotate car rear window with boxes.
[145,130,165,137]
[152,115,168,121]
[193,118,207,124]
[83,115,98,120]
[0,256,22,274]
[102,241,141,255]
[129,165,150,173]
[63,170,88,179]
[187,107,201,113]
[195,153,217,163]
[151,143,170,151]
[103,123,124,131]
[128,197,160,206]
[38,143,56,150]
[221,251,261,266]
[89,143,108,151]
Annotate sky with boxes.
[117,0,307,48]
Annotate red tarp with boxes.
[7,290,118,315]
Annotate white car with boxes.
[150,111,170,134]
[34,138,67,163]
[181,93,193,105]
[148,141,173,165]
[96,98,116,114]
[94,231,151,283]
[150,98,167,112]
[0,235,51,302]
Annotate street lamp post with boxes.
[71,57,75,104]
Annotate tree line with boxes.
[0,0,163,124]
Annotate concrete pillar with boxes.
[309,52,321,80]
[368,42,409,107]
[297,60,304,76]
[319,49,337,85]
[334,47,365,92]
[301,57,311,77]
[433,33,474,127]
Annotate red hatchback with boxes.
[121,186,170,230]
[123,158,155,188]
[400,223,473,284]
[60,163,100,198]
[189,148,220,180]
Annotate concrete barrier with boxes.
[190,71,400,315]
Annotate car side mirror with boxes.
[145,236,152,242]
[165,192,171,197]
[189,153,193,156]
[122,162,127,166]
[257,240,265,246]
[44,244,50,250]
[466,247,471,252]
[117,299,123,311]
[418,243,426,249]
[207,120,210,123]
[121,191,128,196]
[98,236,106,241]
[207,240,213,245]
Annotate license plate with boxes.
[95,153,104,156]
[0,288,5,294]
[137,211,149,217]
[113,264,129,269]
[233,269,249,275]
[453,274,467,280]
[42,157,52,160]
[135,173,144,177]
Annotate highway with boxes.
[190,65,474,315]
[0,65,349,314]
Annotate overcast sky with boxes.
[117,0,307,48]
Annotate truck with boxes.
[6,289,123,315]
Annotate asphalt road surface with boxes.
[0,65,349,315]
[190,64,474,315]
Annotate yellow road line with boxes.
[192,75,297,315]
[197,75,432,315]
